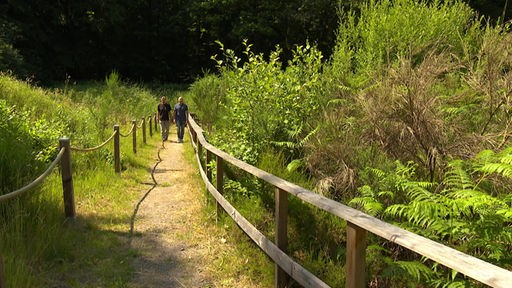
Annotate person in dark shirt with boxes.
[172,96,189,143]
[157,96,172,142]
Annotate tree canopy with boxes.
[0,0,510,83]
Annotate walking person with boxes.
[173,96,189,143]
[157,96,172,143]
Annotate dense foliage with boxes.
[189,0,512,286]
[0,0,511,83]
[0,0,340,83]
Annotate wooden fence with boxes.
[186,115,512,288]
[0,114,158,288]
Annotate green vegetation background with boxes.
[188,0,512,287]
[0,0,511,83]
[2,0,512,287]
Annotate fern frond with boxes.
[297,125,319,148]
[369,168,386,178]
[286,159,304,172]
[394,260,434,282]
[496,207,512,219]
[271,140,295,149]
[377,190,395,199]
[349,192,384,216]
[478,163,512,178]
[474,149,496,164]
[384,204,409,219]
[500,154,512,165]
[443,160,475,190]
[402,181,434,201]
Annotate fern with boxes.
[357,148,512,285]
[381,258,435,285]
[348,185,385,216]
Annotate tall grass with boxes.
[0,73,160,287]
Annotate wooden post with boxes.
[275,187,289,287]
[149,116,153,137]
[346,222,366,288]
[142,117,146,144]
[132,120,137,154]
[154,113,158,132]
[216,156,224,222]
[198,141,203,170]
[206,150,212,182]
[114,125,120,173]
[59,138,76,218]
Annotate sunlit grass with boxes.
[1,122,162,287]
[182,136,274,287]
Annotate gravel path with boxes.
[125,129,269,288]
[128,132,214,287]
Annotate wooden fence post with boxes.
[216,155,224,223]
[59,138,76,218]
[132,120,137,154]
[346,222,366,288]
[198,141,203,170]
[206,150,212,182]
[142,117,146,144]
[192,128,197,144]
[154,113,158,132]
[114,125,120,173]
[149,115,153,137]
[275,187,289,287]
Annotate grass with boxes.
[2,121,275,287]
[0,74,274,287]
[1,122,160,287]
[181,132,275,287]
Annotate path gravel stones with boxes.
[128,135,214,287]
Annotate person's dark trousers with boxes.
[176,120,186,142]
[160,120,170,141]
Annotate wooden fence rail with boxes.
[187,115,512,288]
[0,118,149,287]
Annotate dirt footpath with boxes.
[128,131,214,287]
[127,131,266,288]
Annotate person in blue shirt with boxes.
[173,96,189,143]
[157,96,172,142]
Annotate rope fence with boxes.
[0,147,65,202]
[70,130,117,152]
[119,122,136,138]
[0,115,154,287]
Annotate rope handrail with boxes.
[0,147,66,202]
[119,124,135,138]
[70,130,117,152]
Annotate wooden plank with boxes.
[346,223,366,288]
[206,150,212,182]
[132,120,137,154]
[194,164,329,288]
[114,125,120,173]
[275,187,289,287]
[216,155,224,222]
[59,138,76,219]
[141,117,146,144]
